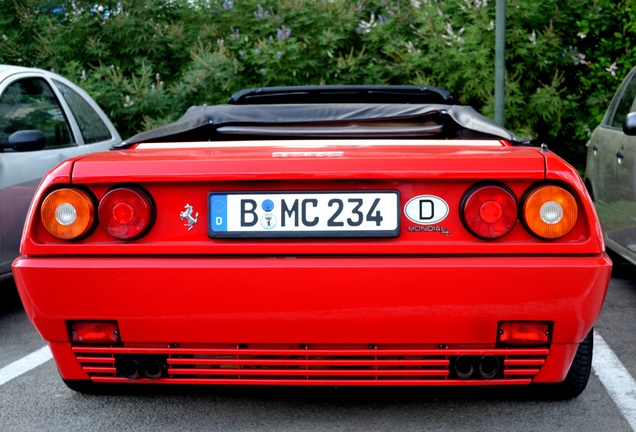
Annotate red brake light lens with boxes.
[498,322,550,346]
[98,187,154,240]
[70,321,120,345]
[462,185,518,239]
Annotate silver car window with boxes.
[0,78,74,150]
[53,79,113,144]
[609,70,636,129]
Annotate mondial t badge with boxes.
[180,204,199,231]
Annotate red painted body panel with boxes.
[19,145,603,257]
[14,254,610,383]
[72,143,545,182]
[13,140,612,388]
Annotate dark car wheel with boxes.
[534,328,594,400]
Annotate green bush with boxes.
[1,0,634,170]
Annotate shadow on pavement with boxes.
[66,382,573,403]
[0,278,23,314]
[608,251,635,281]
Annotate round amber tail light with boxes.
[98,187,154,240]
[462,185,518,239]
[523,185,578,239]
[41,188,95,240]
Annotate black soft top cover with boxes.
[117,86,528,148]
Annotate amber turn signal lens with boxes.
[498,322,550,346]
[41,188,95,240]
[523,185,578,239]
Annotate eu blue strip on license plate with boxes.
[208,191,399,238]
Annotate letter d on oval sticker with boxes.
[404,195,449,225]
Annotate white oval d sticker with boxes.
[404,195,449,225]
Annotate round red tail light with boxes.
[98,187,154,240]
[462,185,518,239]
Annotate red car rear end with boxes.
[13,86,611,398]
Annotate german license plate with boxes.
[209,191,399,238]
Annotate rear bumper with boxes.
[13,255,611,385]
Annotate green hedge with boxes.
[1,0,634,170]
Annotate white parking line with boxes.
[0,345,52,386]
[593,332,636,431]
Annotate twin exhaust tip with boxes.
[118,356,165,380]
[454,355,500,380]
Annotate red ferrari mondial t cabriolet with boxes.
[13,86,611,398]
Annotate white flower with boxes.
[442,22,464,47]
[461,0,488,10]
[358,13,377,34]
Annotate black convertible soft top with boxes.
[116,86,528,148]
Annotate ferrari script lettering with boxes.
[272,151,344,158]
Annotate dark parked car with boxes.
[586,67,636,267]
[0,65,120,281]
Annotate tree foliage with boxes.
[1,0,634,170]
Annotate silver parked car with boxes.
[586,67,636,267]
[0,65,120,281]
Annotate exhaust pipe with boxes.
[478,355,500,379]
[118,356,165,380]
[120,357,141,380]
[141,357,164,380]
[454,355,475,379]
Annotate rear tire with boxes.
[537,328,594,400]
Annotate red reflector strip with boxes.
[498,322,550,345]
[70,321,120,345]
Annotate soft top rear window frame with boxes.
[116,87,529,149]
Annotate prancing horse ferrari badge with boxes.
[180,204,198,230]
